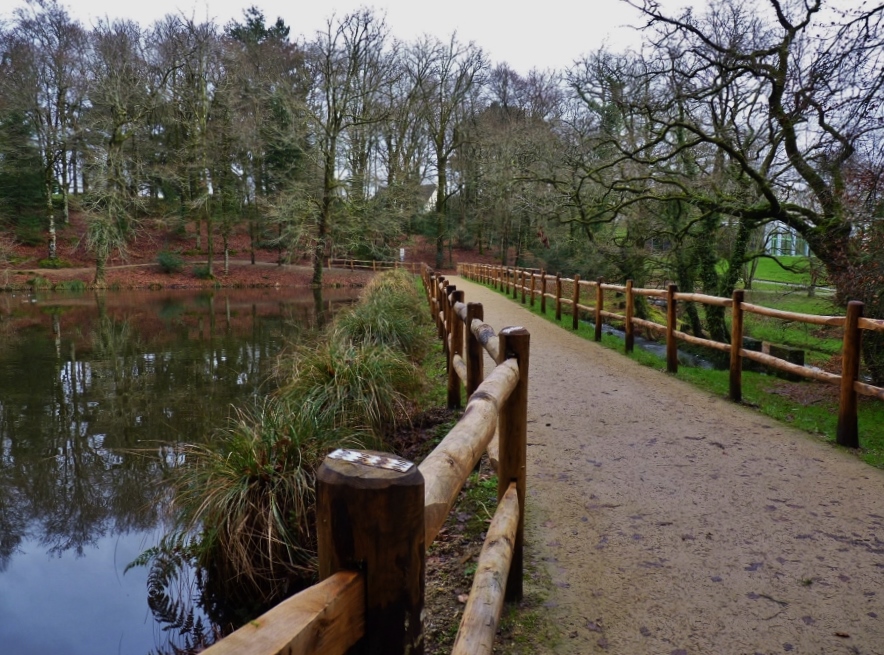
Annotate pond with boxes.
[0,286,360,655]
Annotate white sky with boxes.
[7,0,651,74]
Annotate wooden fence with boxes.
[201,266,529,655]
[460,262,884,449]
[327,257,421,273]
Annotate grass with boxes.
[275,339,425,442]
[333,268,434,362]
[751,255,818,285]
[477,278,884,469]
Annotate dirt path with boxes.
[450,275,884,655]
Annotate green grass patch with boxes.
[52,279,88,292]
[741,289,842,367]
[752,256,817,285]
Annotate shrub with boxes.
[53,279,87,291]
[192,264,213,279]
[157,250,184,274]
[37,257,72,269]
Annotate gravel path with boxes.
[450,275,884,655]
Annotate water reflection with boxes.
[0,287,357,654]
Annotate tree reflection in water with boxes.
[0,287,354,654]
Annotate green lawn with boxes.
[750,255,828,286]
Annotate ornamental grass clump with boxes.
[275,338,425,442]
[155,401,366,619]
[332,268,432,362]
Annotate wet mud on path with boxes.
[449,275,884,655]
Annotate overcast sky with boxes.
[5,0,653,74]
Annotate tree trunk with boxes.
[94,255,106,287]
[223,233,229,275]
[435,154,447,269]
[61,148,70,225]
[46,177,57,261]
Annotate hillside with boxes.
[0,213,504,290]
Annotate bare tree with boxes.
[0,0,87,260]
[302,8,395,285]
[407,34,487,268]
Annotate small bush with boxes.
[53,279,87,291]
[157,250,184,274]
[27,275,51,289]
[192,264,213,280]
[37,257,72,269]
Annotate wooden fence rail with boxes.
[459,262,884,449]
[327,258,420,273]
[202,264,530,655]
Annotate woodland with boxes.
[1,0,884,380]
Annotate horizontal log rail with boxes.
[200,571,365,655]
[460,262,884,450]
[327,258,420,273]
[451,483,520,655]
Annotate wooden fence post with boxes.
[729,289,745,402]
[443,285,455,362]
[666,283,678,374]
[625,280,634,353]
[317,450,425,655]
[448,290,465,409]
[465,303,484,399]
[572,274,581,330]
[520,270,527,304]
[512,269,519,300]
[837,301,863,448]
[594,278,604,342]
[540,271,547,314]
[498,327,529,602]
[434,277,446,340]
[530,273,536,307]
[555,274,562,321]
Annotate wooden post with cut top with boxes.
[572,274,580,330]
[497,326,529,602]
[625,280,634,353]
[729,289,745,402]
[465,302,484,399]
[555,274,562,321]
[317,449,425,655]
[448,290,465,408]
[594,278,604,342]
[666,283,678,374]
[837,301,863,448]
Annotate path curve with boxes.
[451,275,884,655]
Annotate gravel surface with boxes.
[451,275,884,655]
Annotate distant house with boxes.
[417,184,436,213]
[764,221,810,256]
[371,183,436,213]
